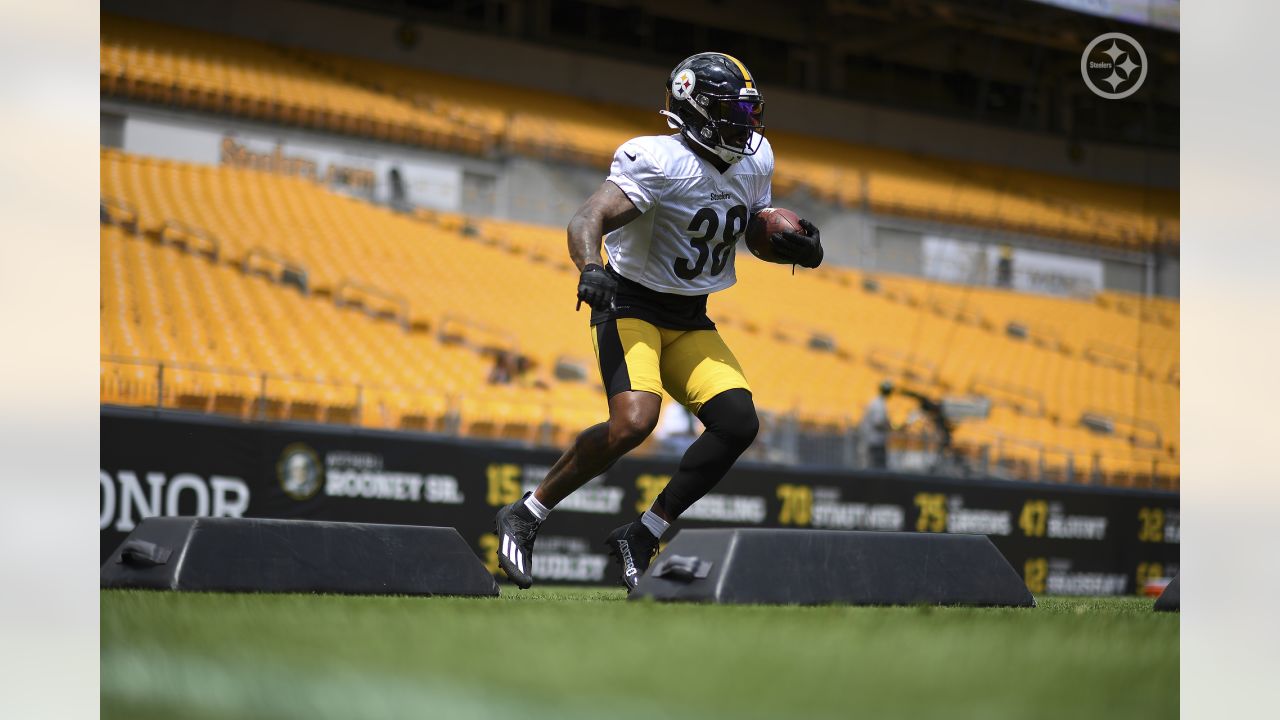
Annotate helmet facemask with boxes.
[663,89,766,165]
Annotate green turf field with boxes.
[102,587,1177,720]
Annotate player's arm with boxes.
[568,180,641,310]
[568,181,641,271]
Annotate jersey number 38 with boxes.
[674,204,748,280]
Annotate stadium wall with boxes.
[100,407,1180,595]
[102,0,1178,189]
[101,100,501,212]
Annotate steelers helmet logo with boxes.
[277,443,322,500]
[672,69,696,99]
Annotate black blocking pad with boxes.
[101,517,499,597]
[630,528,1035,607]
[1154,574,1179,612]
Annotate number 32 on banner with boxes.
[478,534,500,575]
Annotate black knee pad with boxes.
[697,389,759,451]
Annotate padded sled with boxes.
[630,528,1034,607]
[1153,574,1179,612]
[101,517,498,597]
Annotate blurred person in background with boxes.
[996,244,1014,288]
[486,350,518,385]
[860,380,895,469]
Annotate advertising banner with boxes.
[922,235,1105,298]
[101,409,1179,594]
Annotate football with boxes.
[745,207,804,264]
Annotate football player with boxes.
[495,52,823,591]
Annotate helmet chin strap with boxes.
[658,110,746,165]
[707,143,746,165]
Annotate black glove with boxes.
[576,263,617,311]
[771,218,824,269]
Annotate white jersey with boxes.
[604,134,773,296]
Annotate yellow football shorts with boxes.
[591,318,751,415]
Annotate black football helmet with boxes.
[660,52,765,165]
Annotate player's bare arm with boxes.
[567,180,642,271]
[570,181,641,310]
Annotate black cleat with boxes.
[605,518,661,593]
[494,493,542,589]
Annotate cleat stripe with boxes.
[516,548,524,573]
[505,538,520,567]
[501,534,510,558]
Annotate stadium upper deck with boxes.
[101,14,1178,253]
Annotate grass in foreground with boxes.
[102,587,1177,720]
